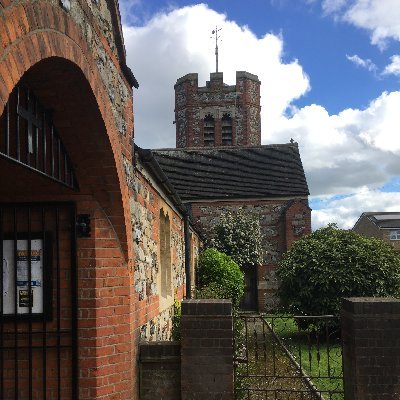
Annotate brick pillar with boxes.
[181,299,233,400]
[139,342,181,400]
[341,297,400,400]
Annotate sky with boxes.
[119,0,400,230]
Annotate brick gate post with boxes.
[341,297,400,400]
[180,299,234,400]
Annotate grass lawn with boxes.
[264,315,344,399]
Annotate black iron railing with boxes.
[0,86,77,190]
[234,314,344,400]
[0,203,77,400]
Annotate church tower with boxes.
[174,71,261,148]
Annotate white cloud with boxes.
[382,55,400,77]
[346,54,377,73]
[119,0,143,25]
[322,0,400,48]
[123,4,310,148]
[269,91,400,196]
[123,4,400,232]
[321,0,347,15]
[312,190,400,230]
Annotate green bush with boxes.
[211,208,263,268]
[171,298,181,341]
[277,224,400,316]
[197,248,245,307]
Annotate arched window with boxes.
[0,85,77,189]
[203,113,215,146]
[221,113,233,146]
[160,209,172,299]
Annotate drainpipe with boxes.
[184,211,192,299]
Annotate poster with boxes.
[2,239,43,315]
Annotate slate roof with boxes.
[148,144,309,201]
[354,212,400,229]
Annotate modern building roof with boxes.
[144,143,309,202]
[354,212,400,229]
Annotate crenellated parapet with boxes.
[174,71,261,148]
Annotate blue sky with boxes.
[120,0,400,229]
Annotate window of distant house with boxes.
[160,209,172,299]
[390,230,400,240]
[221,113,233,146]
[203,114,215,146]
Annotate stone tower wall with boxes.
[174,71,261,148]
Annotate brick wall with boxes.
[181,299,233,400]
[139,300,234,400]
[341,297,400,400]
[0,1,139,398]
[139,342,181,400]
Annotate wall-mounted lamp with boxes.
[76,214,91,238]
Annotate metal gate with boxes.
[234,314,344,400]
[0,203,77,399]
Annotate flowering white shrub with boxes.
[210,208,263,268]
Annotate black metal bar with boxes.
[5,100,10,155]
[271,317,276,375]
[70,204,78,400]
[298,320,303,374]
[0,152,77,190]
[16,88,20,161]
[50,126,54,178]
[69,159,74,188]
[13,207,18,400]
[63,151,67,185]
[27,207,33,399]
[17,99,43,131]
[41,206,47,400]
[0,207,3,400]
[1,328,72,336]
[35,125,39,170]
[236,373,340,380]
[56,207,61,399]
[316,330,321,377]
[42,114,46,175]
[26,89,31,166]
[244,316,249,376]
[57,138,61,181]
[262,316,267,377]
[1,344,74,350]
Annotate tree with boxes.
[197,248,245,307]
[211,208,263,268]
[277,224,400,316]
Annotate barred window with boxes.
[221,113,232,146]
[203,114,215,146]
[0,85,77,189]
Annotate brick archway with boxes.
[1,3,137,398]
[0,1,133,258]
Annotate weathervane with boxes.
[211,26,222,73]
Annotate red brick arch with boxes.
[0,1,133,258]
